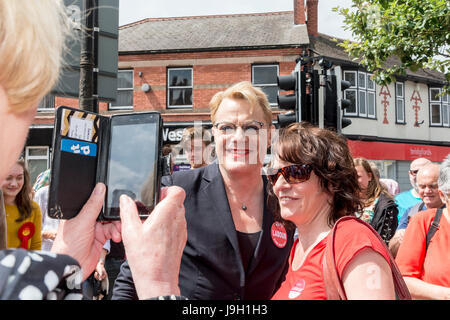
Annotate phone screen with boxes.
[105,116,159,218]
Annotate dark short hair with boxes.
[268,122,363,228]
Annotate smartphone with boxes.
[48,106,163,221]
[102,112,162,220]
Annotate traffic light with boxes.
[323,74,338,130]
[337,78,352,131]
[323,73,353,133]
[276,71,299,127]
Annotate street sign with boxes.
[95,0,119,102]
[52,0,119,102]
[51,0,83,98]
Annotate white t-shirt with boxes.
[34,185,60,251]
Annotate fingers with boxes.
[119,194,141,233]
[142,186,185,227]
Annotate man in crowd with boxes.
[389,162,444,257]
[394,158,431,223]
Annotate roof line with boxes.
[119,10,294,29]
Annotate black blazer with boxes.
[112,163,294,300]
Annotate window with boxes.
[343,70,376,118]
[110,70,134,110]
[443,93,449,127]
[37,94,55,112]
[252,64,279,106]
[25,146,49,186]
[429,87,449,127]
[395,82,405,123]
[167,67,193,108]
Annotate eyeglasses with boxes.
[267,164,313,185]
[409,169,419,175]
[213,121,264,136]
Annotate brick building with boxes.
[27,0,449,189]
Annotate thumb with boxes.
[156,186,185,210]
[119,194,142,233]
[143,186,185,227]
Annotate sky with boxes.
[118,0,355,40]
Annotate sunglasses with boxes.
[268,164,313,185]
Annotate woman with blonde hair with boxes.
[354,157,398,244]
[0,0,187,300]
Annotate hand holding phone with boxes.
[48,107,163,221]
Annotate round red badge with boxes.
[271,221,287,248]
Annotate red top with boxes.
[272,219,390,300]
[396,208,450,287]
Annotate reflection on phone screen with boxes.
[106,122,157,217]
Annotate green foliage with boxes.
[334,0,450,93]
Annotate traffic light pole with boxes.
[79,0,98,112]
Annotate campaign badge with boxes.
[271,221,287,248]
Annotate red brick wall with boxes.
[121,48,301,118]
[35,47,300,124]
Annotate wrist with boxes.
[135,279,180,300]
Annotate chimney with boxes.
[306,0,318,36]
[293,0,305,25]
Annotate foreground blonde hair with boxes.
[0,0,70,113]
[209,81,273,125]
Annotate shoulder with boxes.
[409,208,437,226]
[333,218,389,273]
[395,190,415,202]
[33,185,49,198]
[162,164,218,190]
[334,217,381,244]
[31,201,40,211]
[377,192,396,206]
[31,201,42,218]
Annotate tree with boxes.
[334,0,449,93]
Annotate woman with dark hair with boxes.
[1,159,42,250]
[270,123,400,300]
[354,157,398,244]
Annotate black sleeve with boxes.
[111,260,138,300]
[381,204,398,243]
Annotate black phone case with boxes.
[48,106,162,220]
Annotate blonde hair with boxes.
[0,0,71,113]
[209,81,273,125]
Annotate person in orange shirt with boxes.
[396,154,450,299]
[2,159,41,250]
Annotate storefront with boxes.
[347,139,450,192]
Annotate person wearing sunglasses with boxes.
[394,158,431,224]
[389,163,445,257]
[270,123,397,300]
[113,81,295,300]
[396,154,450,299]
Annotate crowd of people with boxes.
[0,0,449,301]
